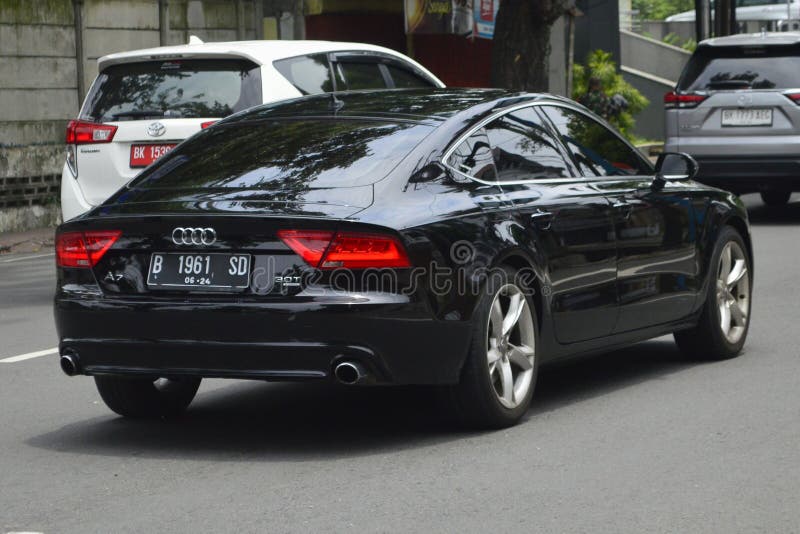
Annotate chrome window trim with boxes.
[441,100,656,186]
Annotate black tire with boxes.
[445,265,539,429]
[760,190,791,206]
[94,375,201,418]
[674,226,752,360]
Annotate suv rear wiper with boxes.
[706,80,752,90]
[111,110,166,120]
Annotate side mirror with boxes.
[652,152,698,191]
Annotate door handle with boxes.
[530,209,554,230]
[612,201,633,221]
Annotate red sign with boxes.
[480,0,494,20]
[130,144,177,168]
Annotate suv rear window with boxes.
[678,45,800,92]
[82,59,262,122]
[130,119,433,190]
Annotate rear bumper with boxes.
[691,157,800,193]
[55,291,471,385]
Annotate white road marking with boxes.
[0,252,54,264]
[0,347,58,363]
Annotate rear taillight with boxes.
[783,91,800,105]
[65,120,117,145]
[65,120,117,178]
[277,230,411,269]
[56,230,121,268]
[664,91,707,109]
[201,120,217,129]
[276,230,335,266]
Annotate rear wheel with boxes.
[94,375,201,418]
[446,266,538,428]
[674,226,751,360]
[760,190,791,206]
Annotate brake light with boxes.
[664,91,707,109]
[56,230,121,268]
[65,120,117,144]
[784,91,800,105]
[276,230,335,266]
[323,232,411,269]
[277,230,410,269]
[201,120,217,129]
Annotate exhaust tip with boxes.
[334,361,367,385]
[60,354,80,376]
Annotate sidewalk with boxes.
[0,227,55,255]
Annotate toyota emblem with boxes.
[172,227,216,245]
[147,121,166,137]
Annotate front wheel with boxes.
[760,190,791,206]
[95,375,201,418]
[445,266,539,428]
[675,226,751,360]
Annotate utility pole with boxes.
[694,0,709,41]
[714,0,737,36]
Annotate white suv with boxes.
[61,38,444,220]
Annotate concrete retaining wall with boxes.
[620,29,690,83]
[0,0,259,232]
[622,66,674,142]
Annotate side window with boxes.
[484,106,570,181]
[336,61,388,90]
[446,128,498,182]
[541,106,652,177]
[386,65,433,88]
[273,54,341,95]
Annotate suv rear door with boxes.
[669,44,800,156]
[73,58,262,206]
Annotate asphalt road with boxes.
[1,194,799,533]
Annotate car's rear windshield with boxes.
[128,119,434,190]
[81,59,262,122]
[678,45,800,92]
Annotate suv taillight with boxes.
[783,91,800,105]
[664,91,707,109]
[66,120,117,144]
[56,230,121,268]
[277,230,411,269]
[65,120,117,178]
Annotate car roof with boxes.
[97,39,443,85]
[220,88,572,126]
[699,31,800,48]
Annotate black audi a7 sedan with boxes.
[54,88,753,428]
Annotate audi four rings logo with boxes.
[172,227,217,245]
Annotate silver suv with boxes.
[665,32,800,206]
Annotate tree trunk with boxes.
[490,0,565,92]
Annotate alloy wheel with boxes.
[486,284,536,409]
[716,241,750,344]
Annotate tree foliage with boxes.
[572,50,649,138]
[632,0,694,20]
